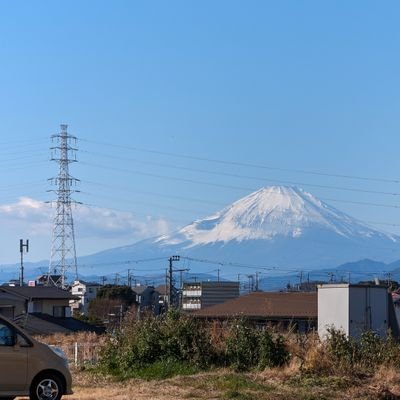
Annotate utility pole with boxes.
[386,272,393,289]
[217,268,220,282]
[19,239,29,287]
[247,275,254,293]
[173,268,189,309]
[168,255,180,309]
[296,271,304,291]
[165,268,168,307]
[127,269,133,287]
[48,124,80,288]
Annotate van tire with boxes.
[30,374,63,400]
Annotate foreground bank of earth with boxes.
[14,367,399,400]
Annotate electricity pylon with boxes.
[47,124,80,288]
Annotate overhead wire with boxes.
[80,147,400,198]
[80,160,400,198]
[80,138,400,184]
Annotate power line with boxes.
[80,160,400,198]
[80,181,400,222]
[80,162,400,211]
[80,139,400,185]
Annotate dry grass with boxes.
[63,367,400,400]
[14,331,400,399]
[34,331,104,347]
[13,365,400,400]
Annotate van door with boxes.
[0,320,28,392]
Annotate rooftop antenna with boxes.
[47,124,80,288]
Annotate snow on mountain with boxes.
[77,186,400,271]
[157,186,396,247]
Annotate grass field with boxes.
[23,330,400,399]
[13,363,400,399]
[47,366,400,400]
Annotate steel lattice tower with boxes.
[48,124,80,288]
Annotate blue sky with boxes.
[0,1,399,265]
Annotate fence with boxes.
[61,342,101,367]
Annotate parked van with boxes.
[0,315,72,400]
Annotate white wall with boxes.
[318,285,349,339]
[318,284,388,340]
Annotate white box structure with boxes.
[318,284,389,340]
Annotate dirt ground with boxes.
[16,366,400,400]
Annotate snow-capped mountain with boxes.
[77,186,400,272]
[159,186,394,245]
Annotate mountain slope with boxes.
[78,186,400,271]
[158,186,394,246]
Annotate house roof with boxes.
[13,313,105,335]
[73,280,102,287]
[132,285,154,295]
[192,291,317,319]
[30,313,105,334]
[0,291,22,302]
[1,286,77,301]
[13,313,71,335]
[154,284,172,295]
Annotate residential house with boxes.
[132,285,158,314]
[0,286,77,318]
[0,291,22,319]
[154,284,178,313]
[0,286,104,335]
[70,280,102,315]
[192,291,317,332]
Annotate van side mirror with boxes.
[17,334,32,348]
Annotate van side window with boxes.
[0,323,15,346]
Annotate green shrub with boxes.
[325,328,356,369]
[158,309,212,368]
[224,319,259,371]
[224,319,290,371]
[98,313,290,378]
[257,330,290,369]
[325,328,400,374]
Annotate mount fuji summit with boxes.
[81,186,400,271]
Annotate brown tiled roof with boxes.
[193,291,317,319]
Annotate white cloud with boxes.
[0,197,172,242]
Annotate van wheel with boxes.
[30,374,63,400]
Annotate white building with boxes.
[70,280,102,315]
[182,281,240,311]
[318,283,389,340]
